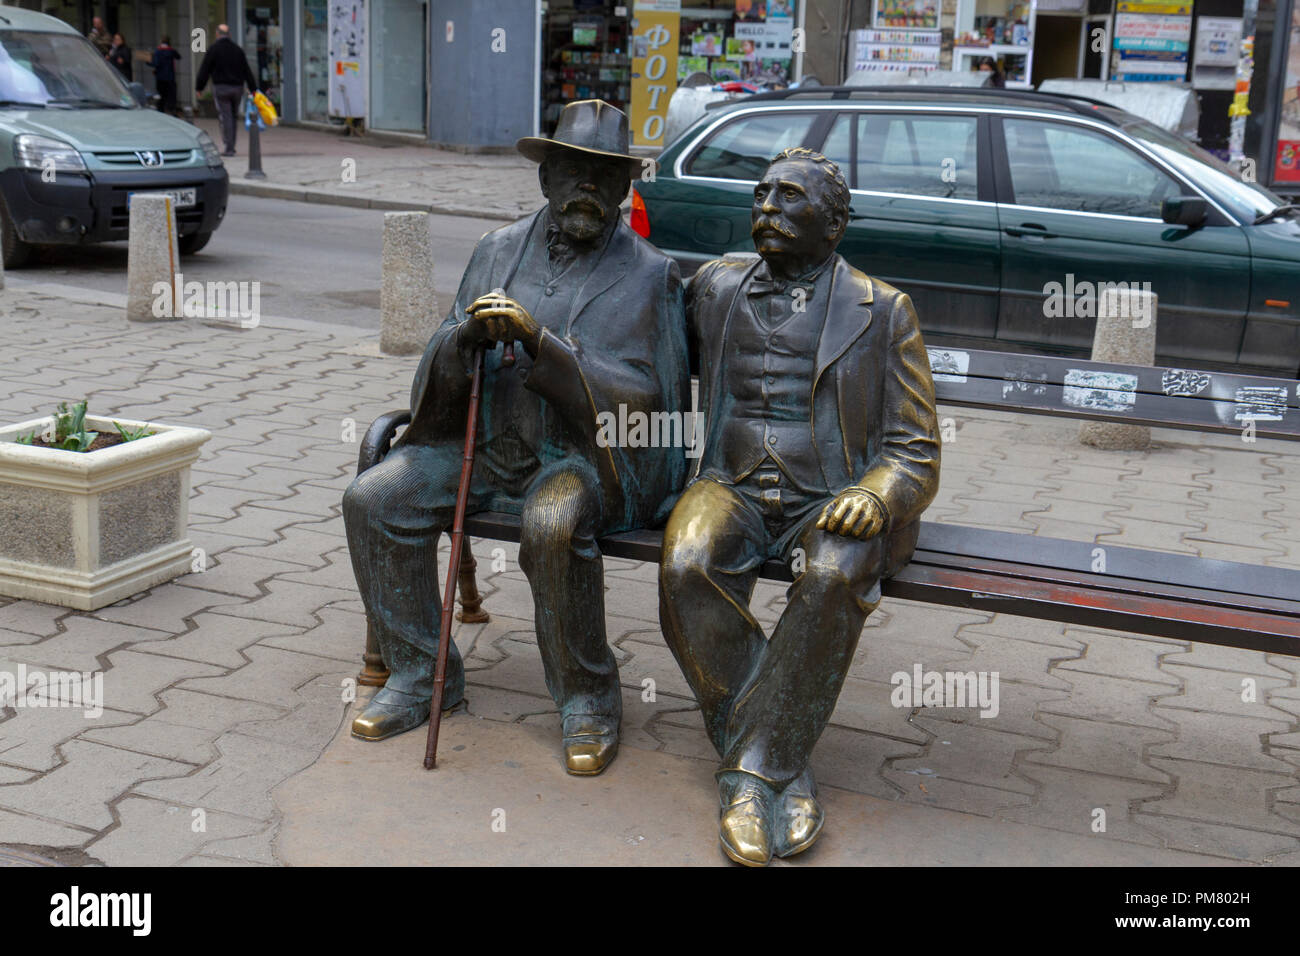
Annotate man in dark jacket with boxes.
[195,24,258,156]
[150,37,181,114]
[343,101,690,777]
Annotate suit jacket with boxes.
[403,210,691,534]
[686,253,940,574]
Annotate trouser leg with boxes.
[343,443,485,709]
[214,84,240,150]
[516,462,620,722]
[724,519,885,789]
[658,479,766,756]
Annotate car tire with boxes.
[0,198,34,269]
[178,231,212,255]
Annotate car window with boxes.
[1003,118,1181,218]
[686,111,816,180]
[844,113,978,199]
[822,113,853,181]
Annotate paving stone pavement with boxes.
[1,288,1298,865]
[206,120,544,221]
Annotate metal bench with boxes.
[354,348,1300,686]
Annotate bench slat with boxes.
[929,347,1300,438]
[461,511,1300,655]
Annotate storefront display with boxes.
[541,3,631,135]
[245,1,284,109]
[1274,0,1300,183]
[541,1,799,141]
[953,0,1033,87]
[301,0,330,121]
[849,27,941,74]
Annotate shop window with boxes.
[1003,118,1181,217]
[852,113,979,199]
[686,111,816,180]
[301,0,329,122]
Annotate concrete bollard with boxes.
[380,211,438,355]
[126,194,180,323]
[1079,286,1157,451]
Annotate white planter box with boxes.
[0,414,211,610]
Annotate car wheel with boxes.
[178,231,212,255]
[0,198,34,269]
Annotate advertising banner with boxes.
[630,0,681,147]
[328,0,366,119]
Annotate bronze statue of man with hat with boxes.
[344,100,690,775]
[658,147,940,865]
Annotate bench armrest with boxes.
[358,410,412,475]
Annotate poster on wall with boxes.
[1275,2,1300,183]
[734,20,794,59]
[328,0,366,119]
[1113,9,1191,81]
[874,0,939,29]
[630,0,680,147]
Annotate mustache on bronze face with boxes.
[752,218,796,239]
[561,197,607,219]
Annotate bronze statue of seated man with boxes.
[658,147,940,865]
[344,100,689,776]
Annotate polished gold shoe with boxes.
[351,699,429,741]
[718,772,775,867]
[350,688,465,742]
[562,714,619,776]
[775,772,824,859]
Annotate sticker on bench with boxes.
[1002,360,1049,400]
[927,348,969,384]
[1233,386,1289,422]
[1161,369,1211,397]
[1063,370,1138,412]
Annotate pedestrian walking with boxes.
[194,24,258,156]
[87,16,111,57]
[107,33,133,82]
[149,36,181,114]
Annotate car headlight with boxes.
[196,132,223,167]
[14,134,86,172]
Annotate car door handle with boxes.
[1005,222,1057,239]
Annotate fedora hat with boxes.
[516,100,643,173]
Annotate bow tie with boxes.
[748,277,815,299]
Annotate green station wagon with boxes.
[635,87,1300,376]
[0,5,228,267]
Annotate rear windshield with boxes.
[0,30,135,108]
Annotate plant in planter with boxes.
[0,399,210,610]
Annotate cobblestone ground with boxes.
[0,289,1297,865]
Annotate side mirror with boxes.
[1161,196,1208,227]
[127,81,148,107]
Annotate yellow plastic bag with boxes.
[252,91,278,127]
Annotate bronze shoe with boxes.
[775,769,824,858]
[351,688,463,742]
[717,771,775,867]
[562,714,619,776]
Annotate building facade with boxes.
[12,0,1296,191]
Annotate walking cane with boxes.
[424,339,515,769]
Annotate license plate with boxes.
[128,188,197,209]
